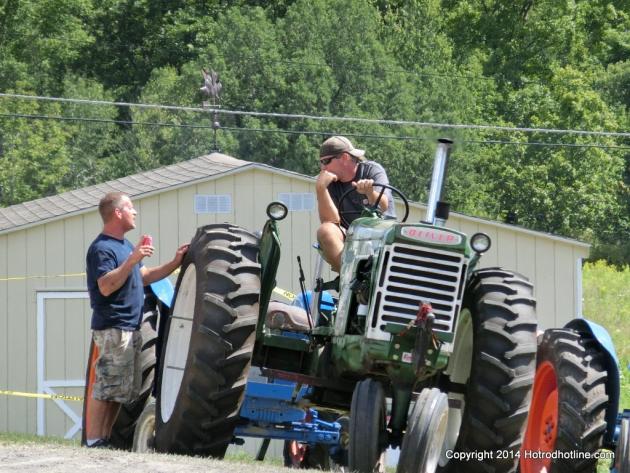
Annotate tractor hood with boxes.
[346,218,470,256]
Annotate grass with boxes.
[583,261,629,473]
[225,450,284,466]
[583,260,630,410]
[0,430,79,446]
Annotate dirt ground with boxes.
[0,441,294,473]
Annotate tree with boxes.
[474,66,624,240]
[0,94,71,205]
[0,0,628,263]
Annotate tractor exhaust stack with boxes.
[425,139,452,225]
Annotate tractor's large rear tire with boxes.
[81,295,159,449]
[348,378,387,473]
[441,267,538,473]
[520,328,608,473]
[154,223,260,457]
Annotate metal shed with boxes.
[0,152,589,443]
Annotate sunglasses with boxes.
[319,154,342,166]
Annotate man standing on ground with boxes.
[316,136,395,272]
[84,191,188,448]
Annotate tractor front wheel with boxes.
[617,416,630,473]
[397,388,449,473]
[132,398,156,453]
[348,378,387,473]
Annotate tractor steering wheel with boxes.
[337,183,409,228]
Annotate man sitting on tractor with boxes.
[316,136,395,272]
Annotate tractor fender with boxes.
[149,278,175,308]
[564,318,620,447]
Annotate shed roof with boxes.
[0,153,250,233]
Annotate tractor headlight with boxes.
[266,202,288,221]
[470,232,491,254]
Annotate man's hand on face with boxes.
[352,178,375,196]
[317,170,338,190]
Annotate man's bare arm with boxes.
[141,244,189,285]
[97,244,149,296]
[316,171,340,224]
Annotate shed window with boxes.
[194,194,232,214]
[278,192,315,211]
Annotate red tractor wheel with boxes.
[520,329,608,473]
[283,441,330,469]
[283,440,308,467]
[521,361,559,473]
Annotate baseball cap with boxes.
[319,136,365,160]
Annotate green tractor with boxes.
[152,139,538,473]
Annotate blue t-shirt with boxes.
[86,234,144,330]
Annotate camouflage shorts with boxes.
[92,328,142,404]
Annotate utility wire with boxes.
[464,139,630,151]
[199,126,630,150]
[1,92,630,139]
[0,112,213,129]
[2,111,630,151]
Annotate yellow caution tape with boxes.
[0,272,86,282]
[0,285,297,403]
[0,389,83,402]
[0,271,297,304]
[273,287,297,301]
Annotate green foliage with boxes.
[59,75,120,188]
[0,92,71,205]
[0,0,628,262]
[583,260,630,409]
[0,0,94,91]
[0,431,79,446]
[466,64,627,240]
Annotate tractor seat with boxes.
[266,301,310,332]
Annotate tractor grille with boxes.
[372,243,467,334]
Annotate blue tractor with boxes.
[122,280,344,468]
[520,319,629,473]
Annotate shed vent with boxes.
[278,192,315,212]
[194,194,232,214]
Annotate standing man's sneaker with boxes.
[86,439,110,449]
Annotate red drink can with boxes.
[142,235,153,246]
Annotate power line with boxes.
[2,92,629,139]
[0,112,213,129]
[2,111,630,151]
[225,125,630,150]
[464,139,630,151]
[221,126,429,142]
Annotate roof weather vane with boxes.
[200,68,222,152]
